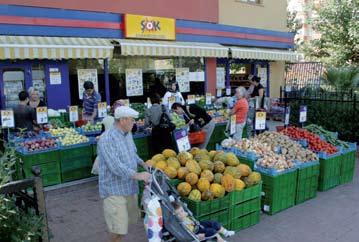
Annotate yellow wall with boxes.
[269,61,285,98]
[219,0,288,32]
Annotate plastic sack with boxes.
[143,195,163,242]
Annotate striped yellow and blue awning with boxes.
[0,36,113,60]
[117,39,228,58]
[230,46,302,62]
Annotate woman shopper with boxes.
[232,87,249,141]
[145,93,174,154]
[162,79,185,109]
[27,87,46,108]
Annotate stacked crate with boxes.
[339,143,357,184]
[295,161,320,204]
[318,152,342,191]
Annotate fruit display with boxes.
[146,148,262,202]
[21,138,57,152]
[256,131,318,163]
[81,122,102,133]
[58,133,89,146]
[50,127,78,137]
[11,131,38,140]
[280,127,337,154]
[304,124,349,148]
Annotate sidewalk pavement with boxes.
[46,157,358,242]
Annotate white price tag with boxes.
[205,93,212,105]
[187,95,195,105]
[284,107,290,126]
[255,112,266,130]
[36,107,48,124]
[216,89,222,98]
[226,88,231,96]
[175,129,191,152]
[263,205,270,212]
[230,115,236,135]
[69,106,79,122]
[299,105,307,123]
[1,110,14,128]
[98,102,107,118]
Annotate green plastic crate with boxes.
[260,169,298,215]
[229,183,262,205]
[182,194,231,217]
[197,209,230,228]
[92,144,97,157]
[60,144,92,161]
[318,154,341,191]
[229,198,261,219]
[340,151,356,184]
[24,161,61,187]
[17,149,60,167]
[238,156,255,170]
[296,163,319,204]
[207,124,227,151]
[229,211,260,232]
[60,156,93,182]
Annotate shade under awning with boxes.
[0,36,113,60]
[229,46,301,62]
[116,39,228,58]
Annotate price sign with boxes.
[98,102,107,118]
[230,115,236,135]
[255,112,266,130]
[36,107,48,124]
[226,88,231,96]
[168,96,176,108]
[69,106,79,122]
[205,93,212,105]
[123,99,130,107]
[217,89,222,98]
[174,129,191,152]
[1,110,14,128]
[299,105,307,123]
[284,106,290,126]
[187,95,195,105]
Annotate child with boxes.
[172,201,235,242]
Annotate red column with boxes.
[205,58,217,95]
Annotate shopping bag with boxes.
[144,196,163,242]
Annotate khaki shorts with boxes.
[103,195,139,235]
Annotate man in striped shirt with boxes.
[82,81,101,122]
[98,106,150,242]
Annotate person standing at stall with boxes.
[82,81,101,122]
[98,106,151,242]
[251,76,265,98]
[232,87,249,141]
[28,87,46,108]
[162,80,185,109]
[13,91,36,132]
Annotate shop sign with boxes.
[98,102,107,118]
[126,69,143,96]
[187,95,195,105]
[69,106,79,122]
[174,129,191,152]
[299,105,307,123]
[36,107,48,124]
[284,106,290,126]
[216,67,225,89]
[1,110,14,128]
[49,68,62,85]
[124,14,176,40]
[230,115,236,135]
[176,68,190,92]
[77,69,99,99]
[255,111,266,130]
[257,66,267,88]
[205,93,212,105]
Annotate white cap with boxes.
[114,106,139,119]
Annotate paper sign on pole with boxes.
[174,129,191,152]
[36,107,48,124]
[126,69,143,96]
[299,105,307,123]
[187,95,195,105]
[205,93,212,105]
[69,106,79,122]
[217,89,222,97]
[77,69,99,99]
[98,102,107,118]
[284,106,290,126]
[176,68,190,92]
[1,110,14,128]
[216,67,225,89]
[257,66,267,88]
[226,88,231,96]
[49,68,62,85]
[230,115,236,135]
[255,112,266,130]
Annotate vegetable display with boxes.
[304,124,349,148]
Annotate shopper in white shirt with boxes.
[162,79,185,109]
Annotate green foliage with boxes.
[300,0,359,66]
[321,66,359,90]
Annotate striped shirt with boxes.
[83,91,101,116]
[98,125,144,199]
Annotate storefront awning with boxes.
[0,36,113,60]
[116,39,228,58]
[229,46,301,62]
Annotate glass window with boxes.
[31,64,47,104]
[3,69,25,108]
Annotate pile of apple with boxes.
[82,122,102,133]
[50,127,77,137]
[21,138,57,152]
[58,133,89,146]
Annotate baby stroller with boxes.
[142,168,218,242]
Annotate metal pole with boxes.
[104,59,110,105]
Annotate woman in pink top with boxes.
[231,87,249,141]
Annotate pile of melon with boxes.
[146,148,262,202]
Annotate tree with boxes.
[287,10,303,48]
[300,0,359,67]
[321,66,359,90]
